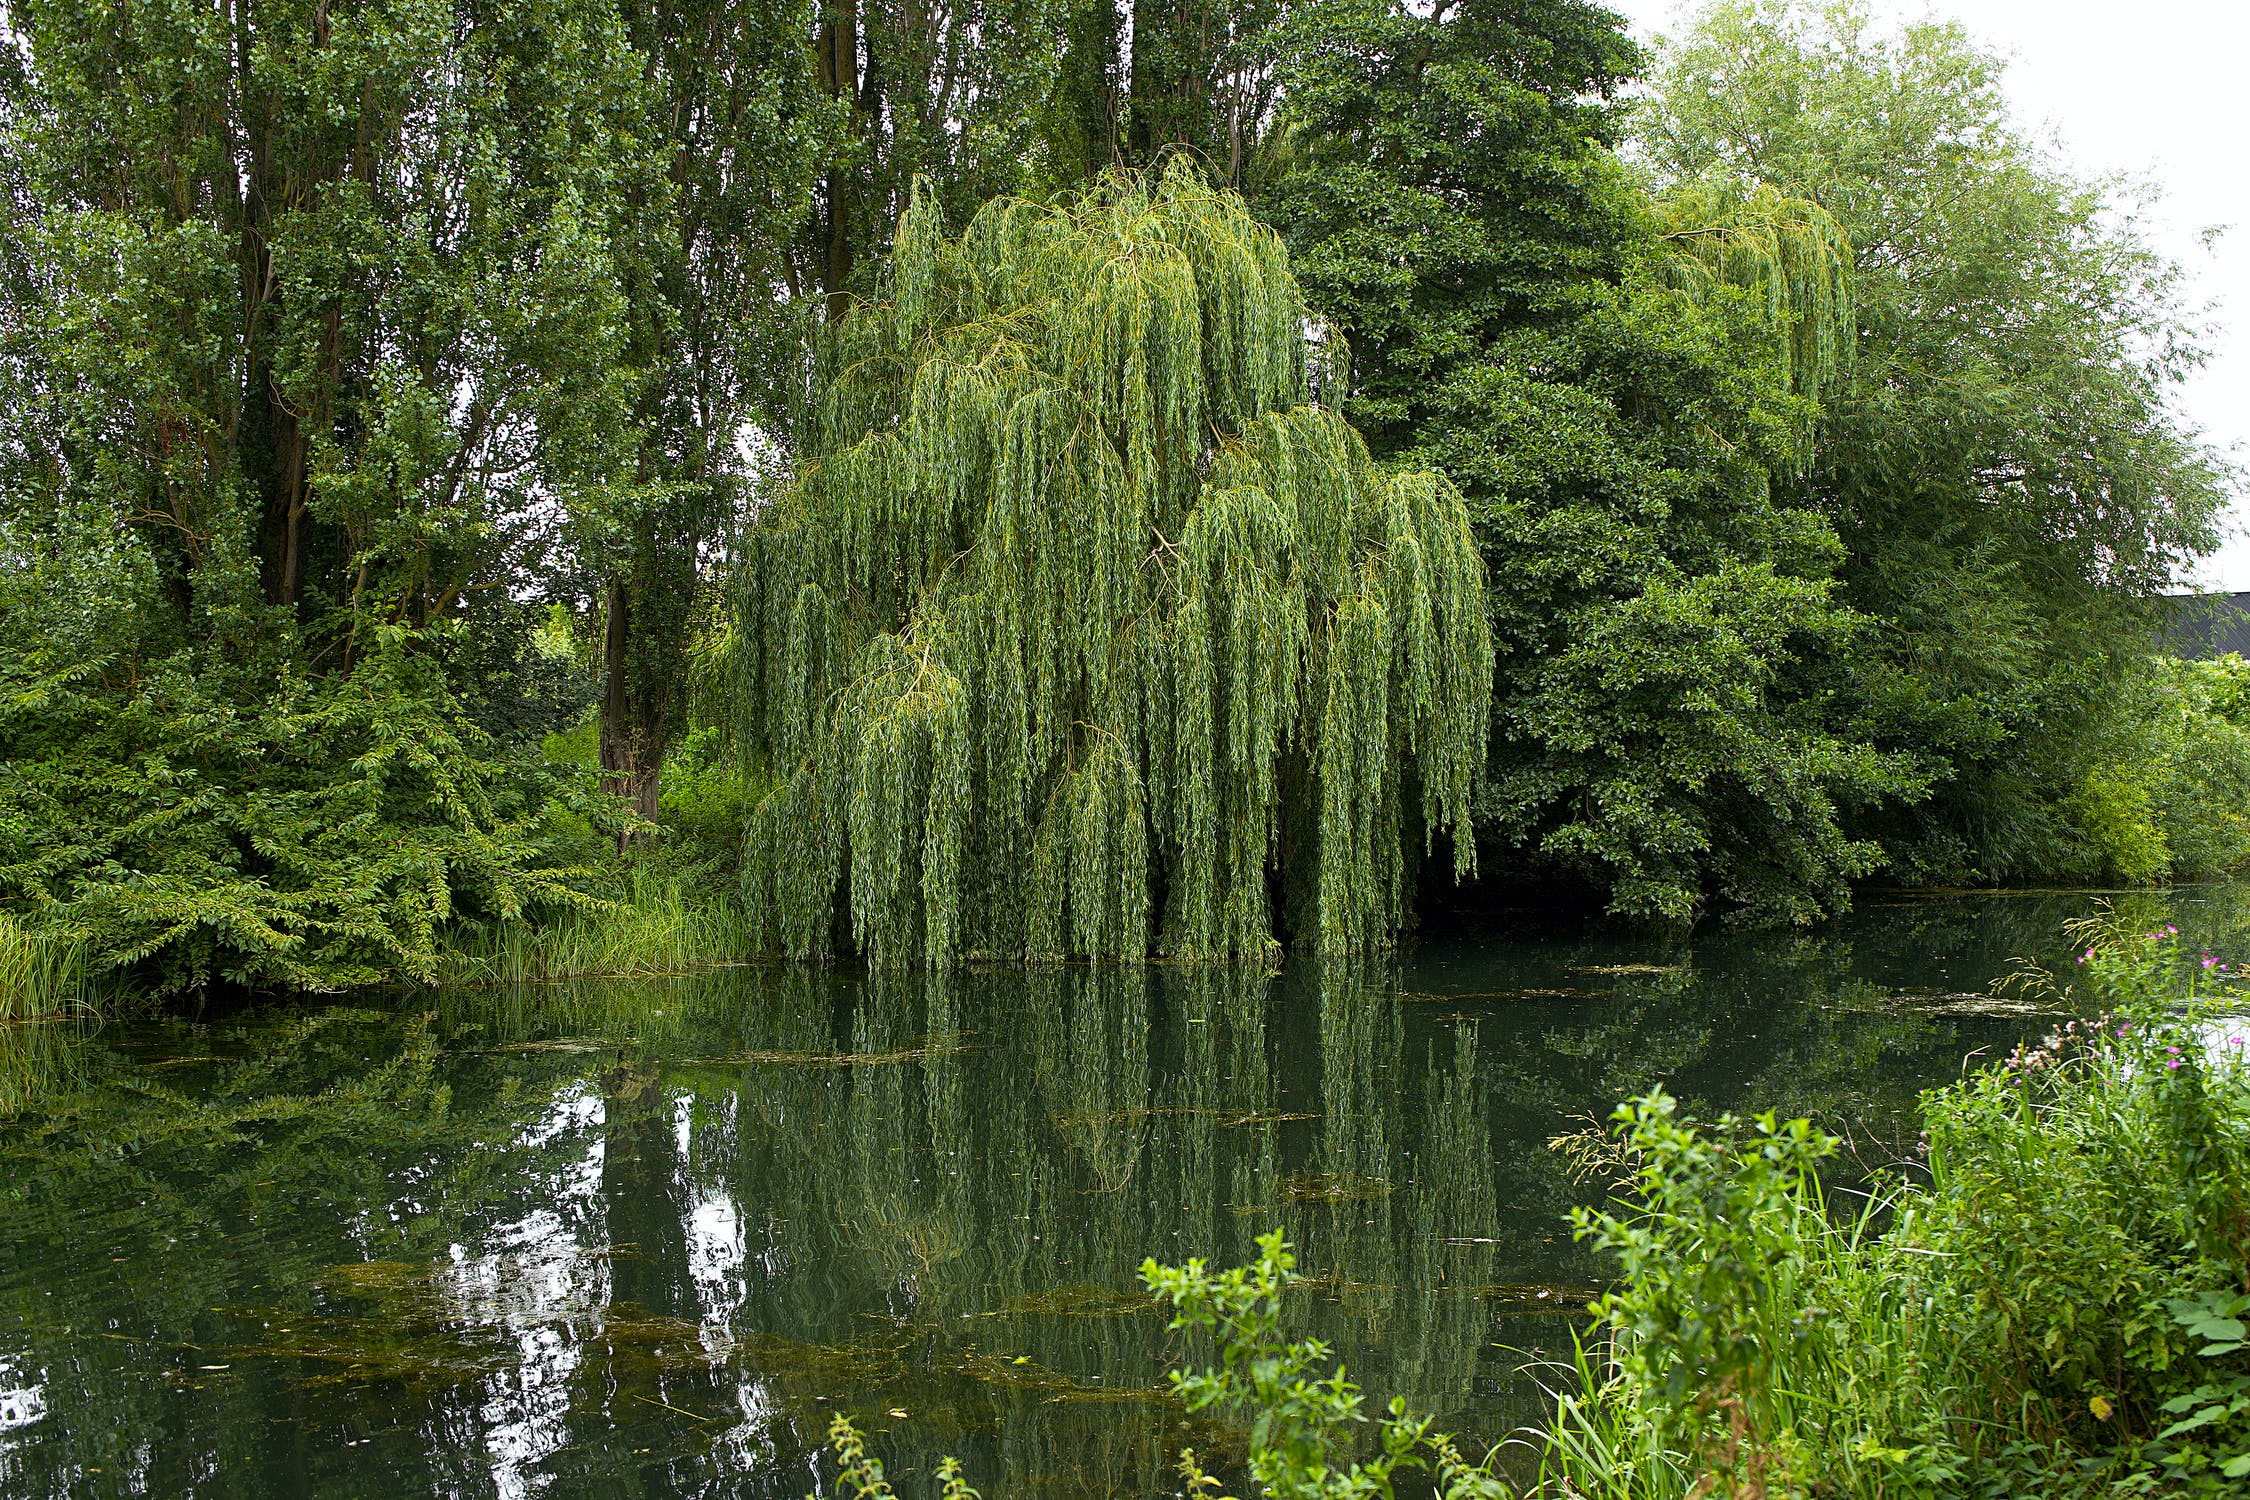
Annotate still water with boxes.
[3,888,2242,1498]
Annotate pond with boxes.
[3,887,2243,1498]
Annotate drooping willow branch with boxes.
[1658,180,1857,406]
[721,161,1493,965]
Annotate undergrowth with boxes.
[436,869,750,983]
[1529,916,2250,1497]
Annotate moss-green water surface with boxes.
[4,889,2241,1498]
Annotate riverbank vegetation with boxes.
[1528,921,2250,1495]
[1,0,2239,1004]
[0,916,82,1023]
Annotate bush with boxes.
[2062,654,2250,884]
[1537,921,2250,1497]
[0,636,621,994]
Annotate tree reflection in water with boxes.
[3,886,2242,1498]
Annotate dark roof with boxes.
[2163,593,2250,660]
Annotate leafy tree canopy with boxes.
[0,0,651,988]
[1257,0,1911,925]
[722,164,1493,964]
[1640,0,2234,884]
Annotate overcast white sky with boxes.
[1611,0,2250,591]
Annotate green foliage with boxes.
[454,600,604,749]
[1642,0,2234,888]
[817,1231,1508,1499]
[653,726,755,864]
[437,869,748,983]
[0,914,85,1023]
[0,0,2236,1004]
[543,716,604,771]
[1534,923,2250,1497]
[2062,655,2250,884]
[725,163,1493,964]
[1991,652,2250,886]
[1259,0,1919,926]
[0,0,650,634]
[1573,1096,1839,1456]
[0,0,678,994]
[817,1412,985,1500]
[0,636,616,994]
[580,0,830,822]
[1653,179,1856,408]
[1142,1231,1435,1499]
[790,0,1074,316]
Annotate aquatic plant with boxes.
[826,1414,984,1500]
[722,161,1493,966]
[436,870,751,984]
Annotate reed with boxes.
[438,874,753,985]
[0,915,86,1023]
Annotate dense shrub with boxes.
[0,638,620,994]
[2065,654,2250,884]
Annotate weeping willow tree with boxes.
[1657,181,1857,404]
[723,162,1492,966]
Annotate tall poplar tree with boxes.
[587,0,831,825]
[0,0,646,987]
[0,0,643,642]
[723,165,1493,964]
[797,0,1070,319]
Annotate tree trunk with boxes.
[600,578,666,840]
[817,0,859,321]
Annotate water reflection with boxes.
[3,888,2246,1498]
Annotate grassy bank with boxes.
[1529,920,2250,1497]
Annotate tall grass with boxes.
[438,872,753,984]
[1522,919,2250,1497]
[0,915,85,1022]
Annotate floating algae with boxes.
[1047,1106,1318,1131]
[680,1033,975,1068]
[1889,989,2063,1017]
[995,1284,1157,1319]
[1271,1171,1393,1205]
[1396,987,1609,1004]
[1567,964,1688,977]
